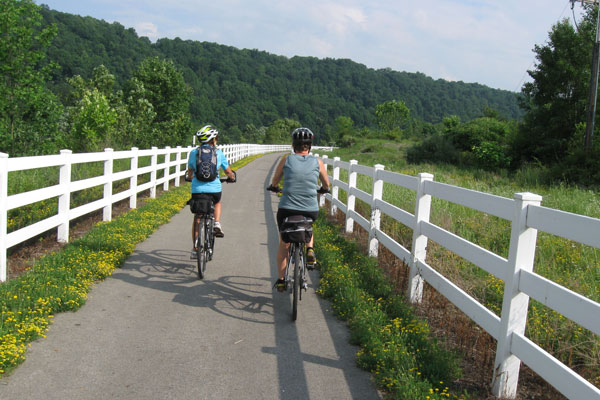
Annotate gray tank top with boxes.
[279,154,320,212]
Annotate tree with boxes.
[0,0,62,156]
[264,118,300,144]
[130,57,192,147]
[69,87,117,152]
[516,9,595,164]
[375,100,410,138]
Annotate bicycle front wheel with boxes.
[292,245,300,321]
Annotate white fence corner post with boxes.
[331,157,340,216]
[492,192,542,399]
[408,172,434,303]
[57,149,72,243]
[0,152,8,282]
[130,147,138,209]
[163,146,171,191]
[150,147,158,198]
[369,164,385,257]
[320,155,329,208]
[103,148,114,221]
[345,160,358,233]
[174,146,182,187]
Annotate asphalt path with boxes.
[1,153,380,400]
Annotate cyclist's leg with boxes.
[277,239,291,280]
[304,211,318,267]
[192,214,201,248]
[211,192,224,237]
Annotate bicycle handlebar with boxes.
[221,170,237,183]
[266,184,281,193]
[267,184,330,194]
[186,170,237,183]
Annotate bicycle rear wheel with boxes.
[197,218,207,279]
[292,245,300,321]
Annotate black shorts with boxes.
[277,208,318,231]
[191,192,222,204]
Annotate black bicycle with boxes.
[187,172,236,279]
[267,184,328,320]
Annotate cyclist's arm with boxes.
[224,166,235,181]
[270,155,287,187]
[186,149,197,181]
[318,158,330,190]
[186,168,194,181]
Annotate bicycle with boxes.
[187,172,236,279]
[267,184,329,321]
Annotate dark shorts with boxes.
[191,192,222,204]
[277,208,318,231]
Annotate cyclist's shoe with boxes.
[273,278,286,292]
[214,221,224,238]
[306,247,316,270]
[190,249,198,259]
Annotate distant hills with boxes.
[40,6,522,137]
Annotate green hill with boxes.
[40,6,522,139]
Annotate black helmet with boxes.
[291,127,314,144]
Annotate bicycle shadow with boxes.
[111,249,276,324]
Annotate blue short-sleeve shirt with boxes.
[188,146,229,193]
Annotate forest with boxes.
[2,1,600,185]
[37,5,520,143]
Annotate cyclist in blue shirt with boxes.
[268,127,330,292]
[186,125,236,258]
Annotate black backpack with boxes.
[195,145,218,182]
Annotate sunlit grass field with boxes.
[318,139,600,388]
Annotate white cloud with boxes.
[135,22,159,41]
[311,3,367,36]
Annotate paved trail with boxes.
[1,153,380,400]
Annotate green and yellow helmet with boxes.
[196,125,219,143]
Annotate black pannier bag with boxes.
[188,195,213,214]
[280,215,313,243]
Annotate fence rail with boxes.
[0,143,295,282]
[314,154,600,400]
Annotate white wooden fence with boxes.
[314,154,600,400]
[0,143,292,282]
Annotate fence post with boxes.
[150,147,158,198]
[492,192,542,399]
[130,147,138,209]
[320,155,328,208]
[103,148,114,221]
[174,146,182,187]
[408,172,434,303]
[345,160,358,233]
[331,157,340,216]
[57,150,72,243]
[369,164,385,257]
[0,153,8,282]
[163,147,171,191]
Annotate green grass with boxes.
[319,139,600,385]
[314,212,467,399]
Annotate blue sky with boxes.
[37,0,584,91]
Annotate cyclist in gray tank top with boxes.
[278,154,320,212]
[267,127,331,292]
